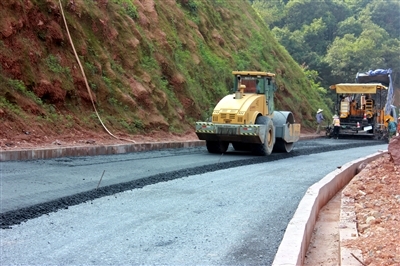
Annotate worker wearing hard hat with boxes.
[315,109,324,134]
[332,115,340,139]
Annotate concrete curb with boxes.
[272,150,387,266]
[0,140,206,161]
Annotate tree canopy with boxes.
[252,0,400,95]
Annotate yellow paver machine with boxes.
[328,69,397,140]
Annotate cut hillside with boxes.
[0,0,331,148]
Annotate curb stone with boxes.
[0,140,206,161]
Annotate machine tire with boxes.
[273,139,294,153]
[252,116,275,156]
[206,140,229,154]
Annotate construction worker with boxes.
[332,115,340,139]
[315,108,324,134]
[386,118,397,141]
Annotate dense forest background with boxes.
[251,0,400,104]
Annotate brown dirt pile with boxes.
[342,135,400,265]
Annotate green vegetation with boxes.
[0,97,25,118]
[252,0,400,96]
[46,55,62,73]
[111,0,138,19]
[8,79,43,106]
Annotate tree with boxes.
[283,0,350,32]
[336,17,363,37]
[367,0,400,39]
[251,0,285,27]
[342,0,371,13]
[325,24,389,82]
[272,27,307,65]
[302,18,329,56]
[250,0,399,92]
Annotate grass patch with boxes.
[110,0,138,19]
[45,54,70,75]
[0,97,26,118]
[8,79,43,106]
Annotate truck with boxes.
[195,71,301,155]
[328,69,397,140]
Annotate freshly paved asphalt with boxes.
[0,135,388,265]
